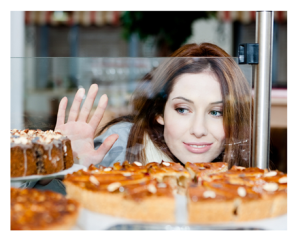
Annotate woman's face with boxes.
[156,72,225,163]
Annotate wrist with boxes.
[75,155,92,168]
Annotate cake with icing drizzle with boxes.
[11,129,74,177]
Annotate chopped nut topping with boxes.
[37,195,46,202]
[278,177,287,183]
[107,182,122,192]
[203,190,216,198]
[157,182,167,188]
[13,136,29,145]
[262,182,278,192]
[67,204,76,211]
[30,204,43,212]
[89,175,99,186]
[264,171,277,177]
[28,130,35,135]
[90,170,99,174]
[39,136,53,144]
[234,166,245,171]
[52,134,62,139]
[237,187,247,197]
[123,172,132,177]
[14,203,23,211]
[147,184,157,194]
[16,196,26,203]
[133,161,142,166]
[252,186,263,193]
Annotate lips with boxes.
[183,142,213,154]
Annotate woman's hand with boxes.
[54,84,119,167]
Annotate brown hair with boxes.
[96,43,252,168]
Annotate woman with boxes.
[55,42,252,170]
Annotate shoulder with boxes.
[96,122,133,139]
[94,122,133,167]
[107,122,133,131]
[94,122,133,148]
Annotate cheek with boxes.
[163,114,188,141]
[209,120,225,142]
[219,130,226,145]
[164,120,180,140]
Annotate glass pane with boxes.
[11,57,252,167]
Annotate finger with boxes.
[67,88,85,122]
[55,97,67,130]
[78,84,98,122]
[88,94,108,131]
[94,133,119,162]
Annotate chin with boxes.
[177,156,212,164]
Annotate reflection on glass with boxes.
[11,54,252,168]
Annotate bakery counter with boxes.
[71,195,287,230]
[63,162,287,231]
[11,159,287,230]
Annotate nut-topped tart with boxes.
[11,187,80,230]
[146,161,191,194]
[185,162,228,182]
[63,161,287,224]
[187,165,287,223]
[63,163,175,222]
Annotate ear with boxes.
[156,115,165,125]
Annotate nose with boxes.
[189,113,208,138]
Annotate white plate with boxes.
[10,164,86,182]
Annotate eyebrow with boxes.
[172,96,193,103]
[210,101,223,104]
[172,97,223,105]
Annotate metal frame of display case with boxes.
[252,11,274,169]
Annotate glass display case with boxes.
[11,56,253,166]
[11,57,288,230]
[12,57,166,130]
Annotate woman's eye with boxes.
[210,110,223,117]
[175,108,189,114]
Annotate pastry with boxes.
[63,165,175,222]
[10,129,74,177]
[11,187,80,230]
[187,165,287,223]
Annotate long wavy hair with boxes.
[96,43,253,168]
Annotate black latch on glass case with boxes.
[238,43,259,64]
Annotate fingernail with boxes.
[78,88,85,98]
